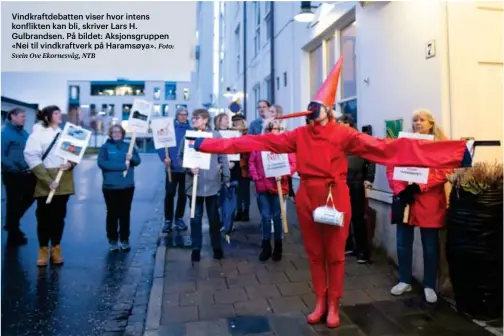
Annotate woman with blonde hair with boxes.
[387,109,451,304]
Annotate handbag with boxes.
[391,195,407,225]
[313,185,344,227]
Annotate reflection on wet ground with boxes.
[1,155,164,336]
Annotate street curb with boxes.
[143,240,166,335]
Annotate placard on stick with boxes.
[151,117,176,149]
[393,132,434,184]
[219,130,241,161]
[128,99,153,133]
[183,131,213,170]
[261,152,291,178]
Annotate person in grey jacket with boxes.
[178,109,230,263]
[337,114,376,264]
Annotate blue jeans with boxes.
[237,178,251,211]
[257,192,283,241]
[188,195,221,251]
[396,223,440,289]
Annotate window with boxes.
[106,104,115,117]
[283,72,287,87]
[264,2,272,41]
[325,34,336,77]
[68,85,80,104]
[253,1,260,56]
[276,77,279,90]
[164,82,177,100]
[235,25,240,74]
[162,104,170,116]
[309,44,323,97]
[253,84,261,118]
[153,87,161,100]
[153,105,161,117]
[183,88,190,101]
[264,77,271,103]
[340,99,358,125]
[340,22,357,99]
[90,82,145,96]
[122,104,132,120]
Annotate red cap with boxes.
[276,56,343,120]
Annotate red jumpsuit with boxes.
[197,121,468,318]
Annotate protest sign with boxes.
[183,131,213,170]
[127,99,153,133]
[261,152,291,178]
[47,123,92,204]
[393,132,434,184]
[151,117,176,149]
[219,130,241,161]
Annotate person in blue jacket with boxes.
[98,124,141,251]
[157,107,191,233]
[1,108,36,245]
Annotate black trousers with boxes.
[346,183,369,257]
[36,194,70,247]
[103,187,135,242]
[188,195,221,250]
[2,172,36,232]
[164,172,186,221]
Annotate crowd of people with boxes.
[1,60,472,328]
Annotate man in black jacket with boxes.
[337,115,375,264]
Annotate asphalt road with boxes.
[1,154,165,336]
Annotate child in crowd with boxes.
[248,119,296,262]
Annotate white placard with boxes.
[220,130,241,161]
[127,99,153,133]
[183,130,213,170]
[151,117,176,149]
[393,132,435,184]
[54,122,92,164]
[261,151,290,178]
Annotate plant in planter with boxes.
[446,162,503,319]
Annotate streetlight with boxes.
[294,1,317,23]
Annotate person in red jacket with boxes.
[249,119,296,262]
[386,109,452,304]
[190,57,473,328]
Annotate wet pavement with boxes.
[1,154,165,336]
[154,196,498,336]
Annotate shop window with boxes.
[90,82,145,96]
[325,34,336,77]
[339,99,358,125]
[165,82,177,100]
[309,44,323,97]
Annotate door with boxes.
[446,1,503,162]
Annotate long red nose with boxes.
[275,111,312,120]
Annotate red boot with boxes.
[307,294,327,324]
[326,297,340,328]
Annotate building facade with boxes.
[213,1,503,280]
[66,79,194,150]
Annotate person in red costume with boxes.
[190,56,473,328]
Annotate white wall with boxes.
[195,1,215,108]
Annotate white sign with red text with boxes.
[393,132,434,184]
[182,131,213,170]
[261,151,290,178]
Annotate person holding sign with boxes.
[231,114,251,222]
[24,106,76,267]
[188,57,474,328]
[249,120,296,262]
[177,109,230,263]
[386,109,452,304]
[98,124,141,252]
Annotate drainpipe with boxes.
[242,3,247,118]
[270,1,275,104]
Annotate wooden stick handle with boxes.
[403,182,412,223]
[165,146,172,182]
[277,179,288,233]
[190,174,199,218]
[123,131,136,178]
[46,168,64,204]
